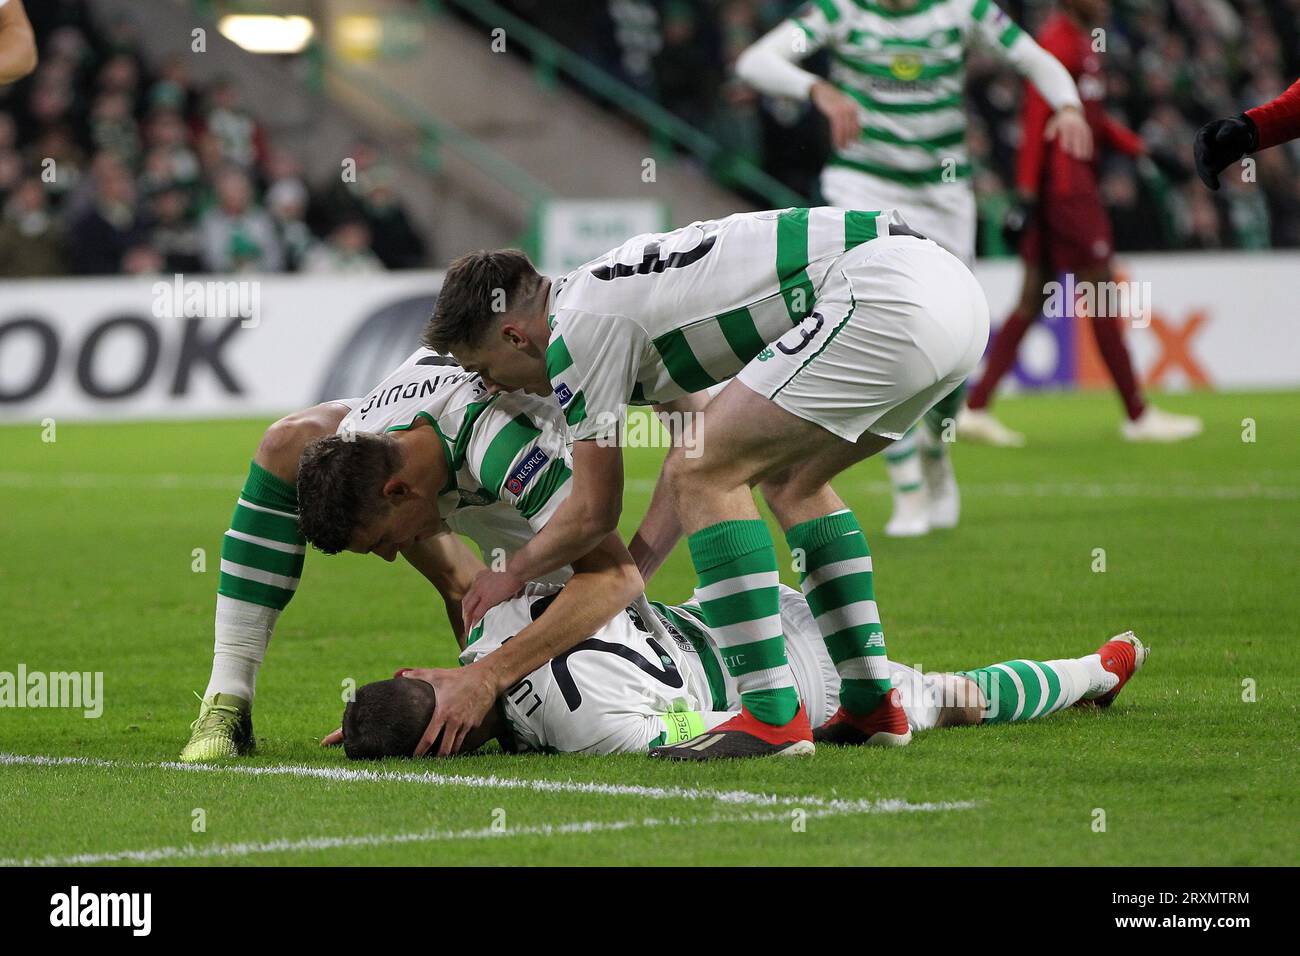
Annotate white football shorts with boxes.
[737,234,989,443]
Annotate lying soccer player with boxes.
[180,346,641,762]
[334,581,1147,759]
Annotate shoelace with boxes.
[188,691,244,736]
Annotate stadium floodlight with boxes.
[218,14,316,54]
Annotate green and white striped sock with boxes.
[923,381,966,441]
[958,657,1098,723]
[205,461,305,701]
[883,427,923,495]
[688,520,799,726]
[787,510,892,715]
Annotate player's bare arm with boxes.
[627,392,712,584]
[1045,105,1091,160]
[460,438,625,627]
[989,16,1092,161]
[413,527,641,756]
[733,15,860,150]
[398,529,483,650]
[424,253,641,627]
[0,0,37,85]
[811,80,862,152]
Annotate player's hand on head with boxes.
[461,568,525,630]
[811,81,861,151]
[1193,115,1257,190]
[402,665,497,757]
[1047,106,1093,162]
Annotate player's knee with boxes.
[935,675,985,728]
[757,475,799,518]
[256,406,344,479]
[760,470,828,520]
[661,442,708,500]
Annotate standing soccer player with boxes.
[734,0,1090,534]
[959,0,1202,446]
[433,208,990,759]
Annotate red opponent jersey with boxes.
[1246,77,1300,150]
[1016,11,1143,196]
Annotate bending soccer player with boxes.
[180,347,640,761]
[958,0,1201,447]
[735,0,1090,536]
[335,580,1147,759]
[428,207,990,760]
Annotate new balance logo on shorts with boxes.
[505,447,549,495]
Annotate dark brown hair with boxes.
[422,249,542,352]
[296,433,403,554]
[342,678,437,760]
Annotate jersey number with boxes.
[776,311,824,355]
[591,228,717,281]
[527,592,683,711]
[550,637,684,712]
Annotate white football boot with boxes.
[883,431,930,537]
[956,406,1026,447]
[1121,405,1203,442]
[884,488,930,537]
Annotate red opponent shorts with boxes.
[1020,189,1113,273]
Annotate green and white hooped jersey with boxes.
[337,348,574,577]
[459,585,727,754]
[460,583,951,753]
[546,206,908,441]
[789,0,1027,184]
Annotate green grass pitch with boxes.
[1,390,1296,866]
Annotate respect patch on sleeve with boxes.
[505,447,549,496]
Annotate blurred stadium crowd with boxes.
[0,0,427,278]
[502,0,1300,254]
[3,0,1296,278]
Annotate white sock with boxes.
[1078,653,1118,699]
[204,596,279,702]
[884,430,924,495]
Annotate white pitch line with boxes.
[1,472,1296,500]
[1,800,974,867]
[0,752,975,811]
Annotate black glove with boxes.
[1145,143,1194,184]
[1000,195,1036,250]
[1193,114,1258,190]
